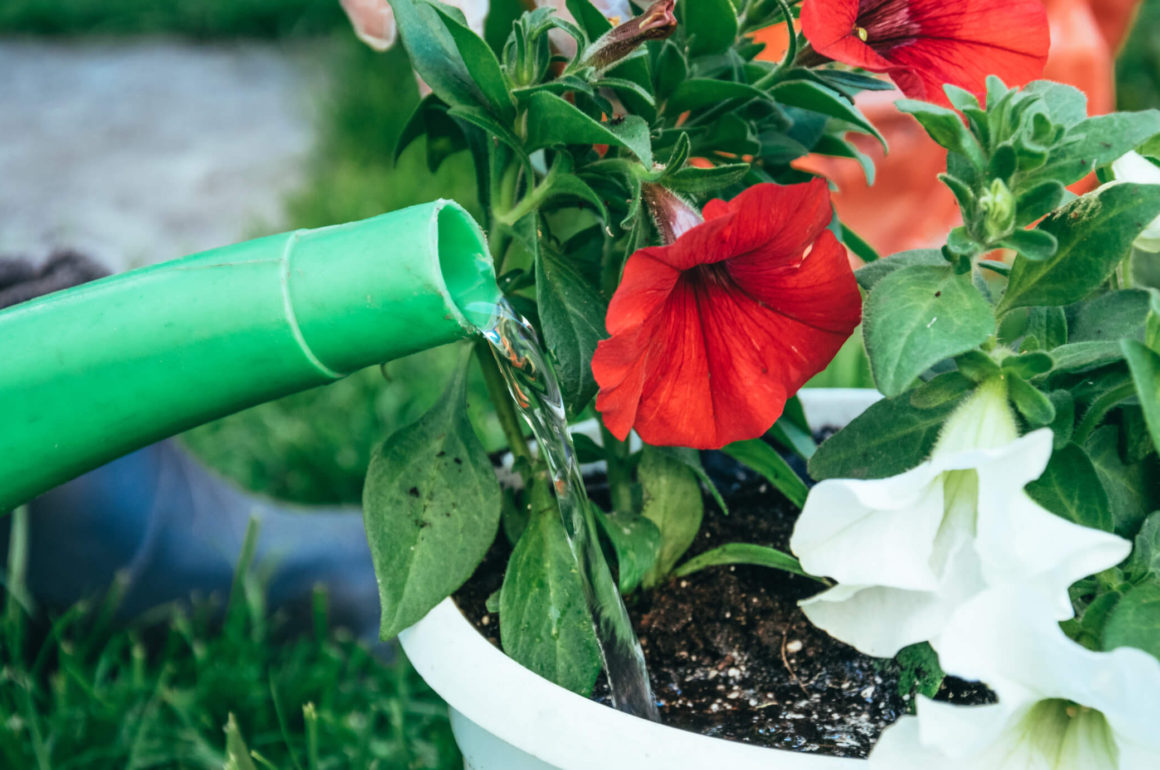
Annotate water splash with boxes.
[477,298,659,721]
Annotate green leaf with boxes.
[1122,340,1160,457]
[863,265,996,397]
[774,80,886,148]
[809,394,961,480]
[1124,512,1160,583]
[639,446,704,589]
[652,445,729,515]
[524,91,634,152]
[593,507,661,595]
[681,0,737,56]
[1025,306,1068,350]
[910,371,976,409]
[535,248,607,414]
[427,2,514,120]
[668,79,771,114]
[854,249,945,291]
[1027,110,1160,186]
[224,715,258,770]
[1022,80,1088,127]
[1047,390,1076,449]
[672,543,813,580]
[1025,442,1113,532]
[1008,375,1056,426]
[1086,426,1154,536]
[564,0,611,39]
[1000,184,1160,313]
[1049,341,1123,375]
[1102,582,1160,661]
[604,115,653,166]
[1014,181,1066,226]
[664,162,750,194]
[1001,351,1054,379]
[363,360,502,639]
[1069,290,1151,342]
[391,0,512,119]
[500,502,602,695]
[997,228,1058,261]
[838,222,881,264]
[896,642,945,700]
[655,40,687,100]
[956,350,1001,382]
[895,99,980,163]
[813,134,876,185]
[721,439,809,509]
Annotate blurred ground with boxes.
[0,39,322,271]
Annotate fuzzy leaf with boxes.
[363,361,501,639]
[855,249,945,291]
[1000,184,1160,312]
[1103,582,1160,661]
[863,265,996,397]
[809,394,961,480]
[1123,340,1160,458]
[668,79,771,114]
[1027,110,1160,186]
[1025,442,1113,532]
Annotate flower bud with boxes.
[641,183,702,244]
[1111,151,1160,253]
[580,0,677,74]
[932,377,1017,457]
[979,178,1016,243]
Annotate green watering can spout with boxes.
[0,200,500,511]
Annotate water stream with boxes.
[478,299,660,721]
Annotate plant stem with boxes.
[600,422,635,517]
[474,340,534,467]
[1074,379,1136,444]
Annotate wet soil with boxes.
[455,449,990,758]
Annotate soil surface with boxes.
[455,449,990,758]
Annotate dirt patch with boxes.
[455,450,990,758]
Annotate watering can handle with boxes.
[0,200,499,511]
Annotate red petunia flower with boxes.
[592,180,862,449]
[800,0,1050,106]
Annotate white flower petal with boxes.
[791,463,945,590]
[801,538,982,658]
[933,588,1160,762]
[1111,153,1160,253]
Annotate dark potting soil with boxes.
[454,449,992,758]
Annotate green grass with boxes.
[1,511,460,770]
[0,0,346,38]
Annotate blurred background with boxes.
[0,1,1157,767]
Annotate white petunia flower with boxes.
[1110,151,1160,253]
[870,589,1160,770]
[790,379,1131,658]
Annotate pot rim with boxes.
[399,387,883,769]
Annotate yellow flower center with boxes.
[855,25,869,42]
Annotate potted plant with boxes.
[346,0,1160,766]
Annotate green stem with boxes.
[600,422,635,517]
[1074,379,1136,444]
[475,340,534,467]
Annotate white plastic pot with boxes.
[400,388,883,770]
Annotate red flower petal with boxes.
[802,0,1050,105]
[593,183,862,449]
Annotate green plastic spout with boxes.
[0,200,499,511]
